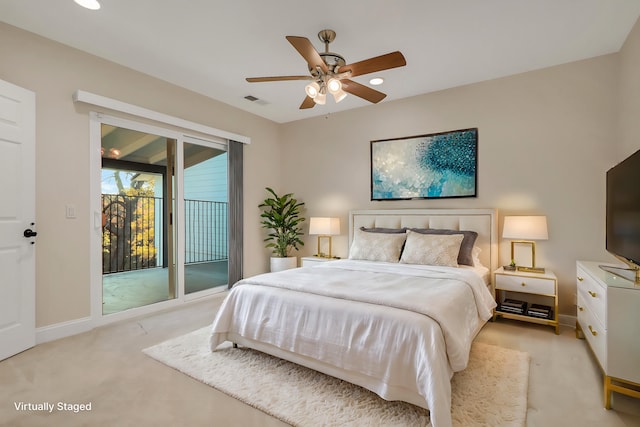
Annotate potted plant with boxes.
[259,187,305,272]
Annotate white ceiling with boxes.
[2,1,639,124]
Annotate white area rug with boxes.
[143,327,529,427]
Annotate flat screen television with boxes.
[605,148,640,283]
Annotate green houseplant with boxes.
[259,187,305,271]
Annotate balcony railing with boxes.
[102,194,228,274]
[184,198,228,264]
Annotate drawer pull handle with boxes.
[588,291,597,298]
[578,306,584,312]
[588,325,598,336]
[521,282,526,287]
[577,276,584,282]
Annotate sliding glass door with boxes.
[183,138,228,294]
[99,122,228,317]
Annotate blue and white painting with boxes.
[371,128,477,200]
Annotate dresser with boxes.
[576,260,640,408]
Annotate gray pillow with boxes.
[408,228,478,266]
[360,226,407,233]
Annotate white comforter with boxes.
[210,260,496,427]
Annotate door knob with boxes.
[23,229,38,238]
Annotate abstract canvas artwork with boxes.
[371,128,478,200]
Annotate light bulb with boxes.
[305,82,320,98]
[327,78,342,94]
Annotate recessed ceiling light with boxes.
[74,0,101,10]
[369,77,384,86]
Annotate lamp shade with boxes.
[332,89,347,103]
[305,82,320,98]
[502,216,548,240]
[309,217,340,236]
[313,91,326,105]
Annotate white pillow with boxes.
[400,230,463,267]
[348,229,407,262]
[472,246,483,267]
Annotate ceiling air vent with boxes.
[244,95,269,106]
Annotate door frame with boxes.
[90,113,228,326]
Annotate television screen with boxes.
[606,148,640,267]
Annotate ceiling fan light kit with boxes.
[246,29,406,110]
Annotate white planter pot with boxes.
[270,256,297,272]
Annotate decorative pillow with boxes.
[408,228,478,266]
[472,246,483,267]
[360,226,407,234]
[349,229,407,262]
[400,231,464,267]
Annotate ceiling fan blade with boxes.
[246,76,312,83]
[341,79,387,103]
[300,96,316,109]
[286,36,328,74]
[339,51,406,77]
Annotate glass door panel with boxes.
[101,124,176,314]
[183,141,228,294]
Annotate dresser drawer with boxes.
[495,273,555,296]
[577,293,608,371]
[576,267,606,325]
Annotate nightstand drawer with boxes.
[576,267,606,325]
[495,273,555,295]
[577,296,607,370]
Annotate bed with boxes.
[210,208,498,427]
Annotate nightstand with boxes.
[301,256,337,267]
[493,267,559,334]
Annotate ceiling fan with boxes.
[246,29,407,109]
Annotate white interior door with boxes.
[0,79,36,361]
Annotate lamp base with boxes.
[314,253,332,259]
[517,266,546,274]
[313,254,341,259]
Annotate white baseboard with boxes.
[36,316,94,345]
[34,292,225,345]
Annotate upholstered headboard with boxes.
[349,209,498,274]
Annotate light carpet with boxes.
[143,327,529,427]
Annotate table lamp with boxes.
[309,217,340,258]
[502,215,548,273]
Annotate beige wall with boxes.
[618,17,640,159]
[3,15,640,328]
[281,54,620,316]
[0,23,282,328]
